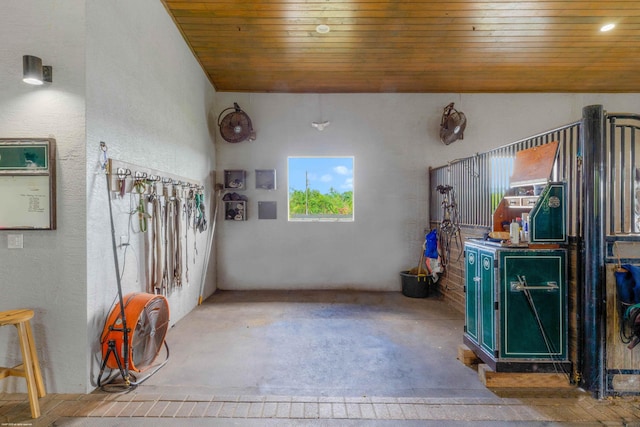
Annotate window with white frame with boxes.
[287,156,354,222]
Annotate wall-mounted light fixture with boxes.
[23,55,52,85]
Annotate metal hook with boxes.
[116,168,131,179]
[98,142,109,171]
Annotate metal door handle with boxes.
[510,281,558,291]
[510,275,558,292]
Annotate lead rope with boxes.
[163,186,172,294]
[152,191,165,294]
[146,190,155,294]
[193,192,202,263]
[173,190,183,288]
[184,198,191,285]
[184,190,194,284]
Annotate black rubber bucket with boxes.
[400,271,431,298]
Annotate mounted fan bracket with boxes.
[440,102,467,145]
[217,102,256,143]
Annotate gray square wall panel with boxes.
[258,201,277,219]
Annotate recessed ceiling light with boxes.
[600,23,615,32]
[316,24,330,34]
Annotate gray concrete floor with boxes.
[2,290,640,426]
[141,290,487,398]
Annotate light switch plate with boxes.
[8,234,23,249]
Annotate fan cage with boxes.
[217,103,256,143]
[101,292,170,373]
[440,103,467,145]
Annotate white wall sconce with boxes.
[23,55,52,85]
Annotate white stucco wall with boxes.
[0,0,87,394]
[214,93,639,291]
[85,0,216,392]
[0,0,215,394]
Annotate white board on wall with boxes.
[0,138,56,230]
[0,175,50,229]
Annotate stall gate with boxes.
[429,121,581,234]
[603,112,640,395]
[429,106,640,397]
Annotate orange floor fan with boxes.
[98,292,170,388]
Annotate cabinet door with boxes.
[464,245,480,343]
[479,250,496,355]
[499,251,566,359]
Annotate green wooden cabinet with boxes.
[465,245,496,357]
[463,240,570,373]
[529,183,567,244]
[464,244,480,343]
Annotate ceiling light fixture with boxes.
[23,55,52,85]
[315,24,330,34]
[600,23,616,32]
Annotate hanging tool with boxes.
[416,241,425,277]
[198,183,224,305]
[173,187,183,288]
[436,184,463,269]
[97,142,132,388]
[134,177,149,233]
[150,188,165,295]
[163,184,174,293]
[116,168,130,197]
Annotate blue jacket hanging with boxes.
[425,229,439,259]
[617,264,640,305]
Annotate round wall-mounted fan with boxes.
[217,102,256,143]
[439,102,467,145]
[101,292,170,373]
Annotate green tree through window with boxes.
[288,157,354,221]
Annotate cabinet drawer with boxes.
[505,197,521,207]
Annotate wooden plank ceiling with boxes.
[162,0,640,93]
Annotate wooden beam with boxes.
[457,344,481,366]
[478,364,574,389]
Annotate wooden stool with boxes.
[0,309,46,418]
